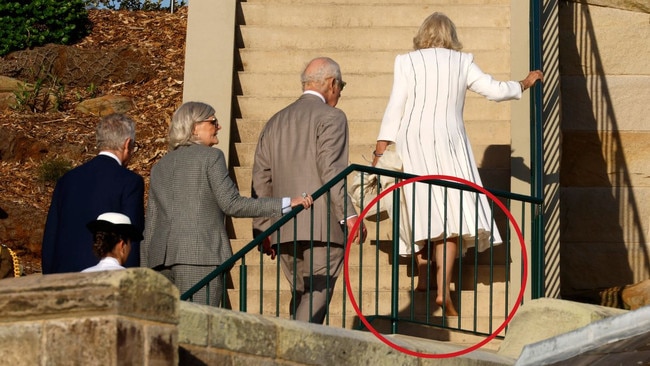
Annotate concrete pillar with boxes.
[509,0,562,302]
[182,1,236,165]
[510,0,534,303]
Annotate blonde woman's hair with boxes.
[168,101,216,150]
[413,12,463,51]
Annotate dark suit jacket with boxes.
[142,144,283,268]
[41,154,144,274]
[252,93,356,246]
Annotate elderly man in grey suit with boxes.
[252,57,365,324]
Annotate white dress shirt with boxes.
[81,257,125,272]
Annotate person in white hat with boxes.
[81,212,144,273]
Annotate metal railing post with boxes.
[530,0,545,299]
[390,186,401,334]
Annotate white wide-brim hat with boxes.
[86,212,143,241]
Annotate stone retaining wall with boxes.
[0,268,516,365]
[0,269,179,365]
[0,268,635,365]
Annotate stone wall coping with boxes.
[179,301,516,365]
[0,268,179,324]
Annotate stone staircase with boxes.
[225,0,516,348]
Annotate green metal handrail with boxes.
[181,164,543,301]
[182,164,543,338]
[181,164,542,302]
[530,0,545,299]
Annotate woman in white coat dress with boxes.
[372,12,543,315]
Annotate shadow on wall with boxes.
[558,1,647,302]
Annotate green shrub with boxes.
[13,71,65,112]
[84,0,186,11]
[38,157,73,184]
[0,0,90,56]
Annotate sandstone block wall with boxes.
[0,267,517,365]
[559,2,650,296]
[0,269,179,366]
[177,301,516,366]
[1,267,635,365]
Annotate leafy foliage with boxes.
[85,0,186,11]
[12,70,65,112]
[38,157,73,184]
[0,0,91,56]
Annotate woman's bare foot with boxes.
[436,296,458,316]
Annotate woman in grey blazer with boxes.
[142,102,312,306]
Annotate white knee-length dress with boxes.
[377,48,523,256]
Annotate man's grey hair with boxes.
[300,57,342,89]
[96,114,136,151]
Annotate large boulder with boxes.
[76,95,135,116]
[0,76,59,112]
[0,126,48,162]
[497,298,627,359]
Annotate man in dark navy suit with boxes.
[41,113,144,274]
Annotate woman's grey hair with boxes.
[168,101,216,150]
[96,114,136,151]
[300,57,342,90]
[413,12,463,51]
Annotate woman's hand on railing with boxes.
[290,193,313,209]
[519,70,544,91]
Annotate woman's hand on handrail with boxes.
[290,193,313,209]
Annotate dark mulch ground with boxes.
[0,8,188,274]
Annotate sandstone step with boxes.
[232,124,383,161]
[238,72,513,102]
[381,323,504,352]
[232,237,510,269]
[232,121,511,170]
[233,226,509,261]
[241,3,509,28]
[231,166,252,192]
[246,0,508,5]
[229,206,512,258]
[229,162,379,205]
[231,124,511,175]
[240,27,509,51]
[234,118,510,147]
[226,286,510,321]
[224,241,509,288]
[237,72,392,98]
[233,118,264,143]
[225,261,509,292]
[238,49,511,74]
[236,95,513,121]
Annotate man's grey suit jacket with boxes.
[252,93,356,246]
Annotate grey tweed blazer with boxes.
[142,144,282,267]
[252,93,357,246]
